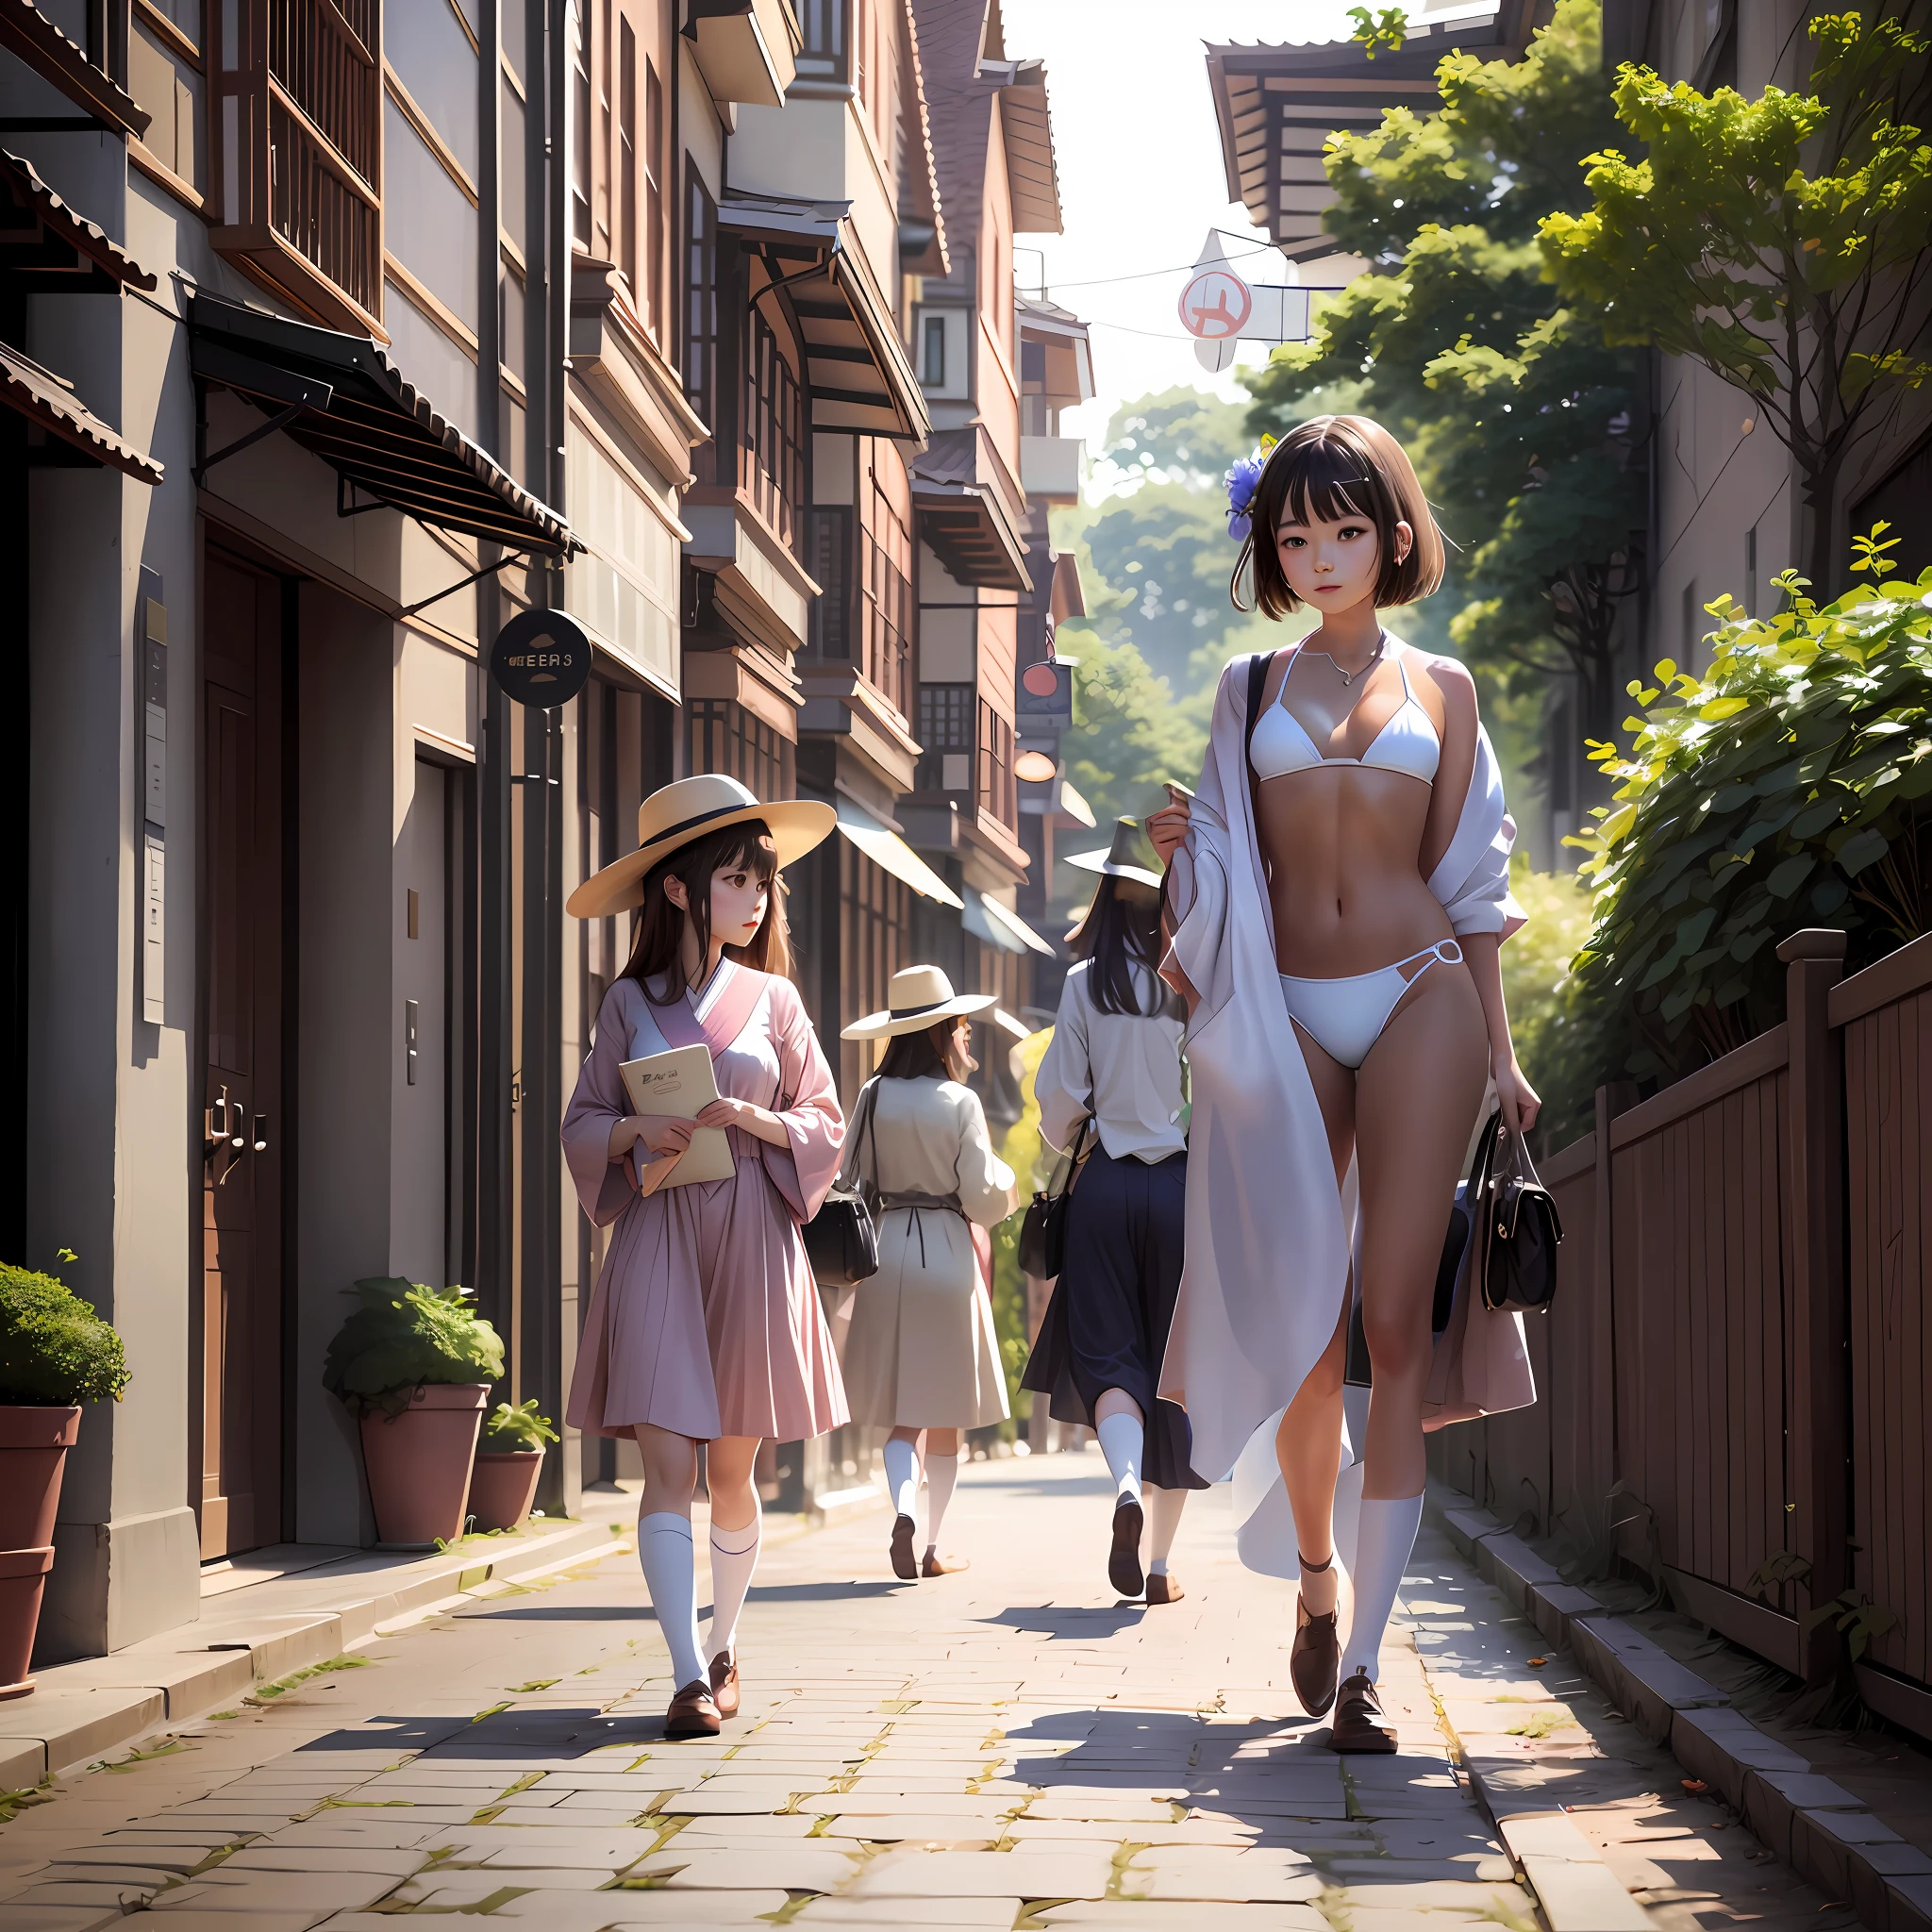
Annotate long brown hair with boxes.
[876,1018,972,1083]
[618,820,790,997]
[1232,415,1444,620]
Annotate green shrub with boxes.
[1501,856,1598,1153]
[1568,535,1932,1088]
[322,1278,505,1418]
[481,1398,558,1453]
[0,1265,129,1406]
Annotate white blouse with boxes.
[1035,961,1188,1165]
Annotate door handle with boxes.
[251,1114,268,1154]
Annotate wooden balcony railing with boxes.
[214,0,383,335]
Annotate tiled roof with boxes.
[0,339,160,482]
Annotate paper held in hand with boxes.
[618,1045,737,1187]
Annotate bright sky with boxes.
[1002,0,1361,460]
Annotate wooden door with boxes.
[199,550,286,1559]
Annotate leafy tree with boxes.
[1541,9,1932,592]
[1248,0,1646,742]
[1567,530,1932,1089]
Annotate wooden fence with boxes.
[1431,926,1932,1740]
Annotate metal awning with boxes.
[0,1,148,139]
[188,293,575,556]
[0,147,156,293]
[912,425,1032,592]
[718,194,930,441]
[0,339,159,480]
[834,796,963,908]
[964,887,1055,958]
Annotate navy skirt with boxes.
[1021,1145,1208,1491]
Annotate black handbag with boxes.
[804,1084,880,1289]
[1468,1109,1562,1315]
[1016,1119,1091,1279]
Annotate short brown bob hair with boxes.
[1233,415,1444,621]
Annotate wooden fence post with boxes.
[1777,927,1848,1684]
[1592,1081,1637,1540]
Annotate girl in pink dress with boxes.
[562,774,847,1740]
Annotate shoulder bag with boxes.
[1016,1118,1092,1280]
[803,1082,881,1289]
[1468,1109,1562,1315]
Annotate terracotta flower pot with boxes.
[468,1449,544,1532]
[358,1383,490,1549]
[0,1406,80,1697]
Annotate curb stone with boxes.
[1429,1485,1932,1932]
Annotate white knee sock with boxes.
[1341,1492,1424,1684]
[923,1452,959,1552]
[639,1512,706,1690]
[1144,1484,1186,1574]
[883,1438,919,1519]
[1095,1412,1143,1505]
[707,1507,760,1664]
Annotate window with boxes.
[501,68,526,258]
[922,314,945,386]
[644,59,664,339]
[796,0,846,80]
[807,508,852,657]
[566,425,681,691]
[861,476,912,716]
[598,0,613,255]
[388,0,479,183]
[839,841,910,1101]
[618,18,636,295]
[571,1,591,246]
[385,94,480,330]
[918,684,973,793]
[977,699,1014,828]
[684,170,718,432]
[741,308,806,552]
[684,700,795,804]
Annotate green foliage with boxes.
[1541,10,1932,587]
[481,1398,558,1453]
[991,1027,1055,1417]
[1347,6,1408,59]
[322,1278,506,1417]
[1499,857,1597,1153]
[0,1264,129,1407]
[1249,0,1643,741]
[1568,547,1932,1087]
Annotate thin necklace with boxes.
[1301,629,1387,687]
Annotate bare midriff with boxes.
[1256,767,1452,979]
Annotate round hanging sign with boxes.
[1177,267,1252,341]
[490,608,593,707]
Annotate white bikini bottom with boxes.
[1277,939,1464,1070]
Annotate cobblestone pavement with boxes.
[0,1453,1870,1932]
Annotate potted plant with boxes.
[323,1279,504,1550]
[0,1263,129,1696]
[469,1398,558,1533]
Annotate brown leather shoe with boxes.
[665,1677,721,1740]
[921,1550,969,1575]
[708,1650,740,1720]
[890,1513,918,1581]
[1291,1596,1341,1717]
[1328,1667,1397,1753]
[1108,1496,1144,1598]
[1145,1571,1184,1605]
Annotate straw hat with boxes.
[841,964,998,1041]
[1064,817,1162,892]
[565,774,834,919]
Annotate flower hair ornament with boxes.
[1224,433,1276,542]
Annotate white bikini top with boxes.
[1249,646,1441,785]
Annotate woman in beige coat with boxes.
[835,966,1018,1581]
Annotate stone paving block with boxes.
[118,1917,322,1932]
[844,1847,1113,1899]
[1036,1905,1327,1928]
[214,1848,429,1879]
[1334,1880,1539,1912]
[489,1887,791,1924]
[1496,1812,1598,1862]
[1117,1848,1323,1902]
[791,1901,1022,1927]
[148,1871,405,1915]
[1326,1857,1517,1882]
[1519,1852,1656,1930]
[634,1847,862,1890]
[51,1845,225,1876]
[808,1814,1000,1845]
[812,1795,1019,1819]
[389,1869,614,1906]
[8,1883,162,1909]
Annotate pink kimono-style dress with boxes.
[562,958,849,1443]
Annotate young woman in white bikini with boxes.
[1147,416,1540,1752]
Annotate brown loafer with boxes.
[1291,1596,1341,1717]
[665,1677,721,1740]
[1108,1497,1145,1598]
[1328,1667,1397,1753]
[921,1550,969,1575]
[890,1513,918,1581]
[1145,1571,1184,1605]
[708,1650,740,1720]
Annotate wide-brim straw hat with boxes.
[841,964,998,1041]
[1064,816,1162,892]
[565,774,834,920]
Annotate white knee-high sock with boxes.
[1332,1386,1372,1578]
[707,1507,760,1663]
[882,1438,919,1519]
[1144,1484,1186,1574]
[1095,1412,1143,1505]
[1341,1492,1424,1683]
[639,1512,706,1690]
[923,1452,959,1551]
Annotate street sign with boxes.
[490,608,593,708]
[1017,658,1074,728]
[1177,265,1252,341]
